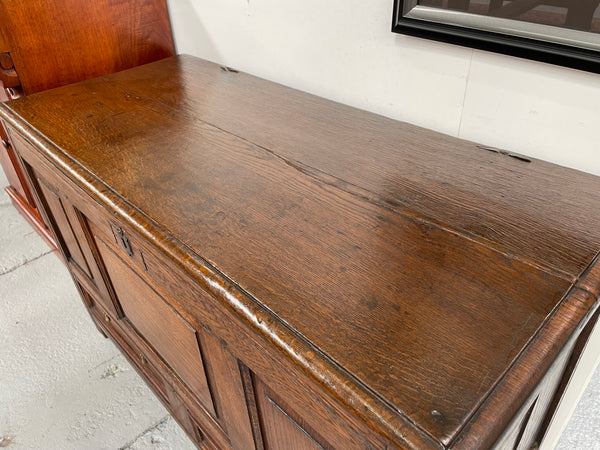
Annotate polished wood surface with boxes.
[0,0,174,251]
[0,53,21,92]
[104,57,600,282]
[0,0,173,95]
[2,56,599,449]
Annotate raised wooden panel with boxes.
[92,228,217,418]
[86,282,217,450]
[3,124,55,247]
[0,137,28,202]
[17,152,117,313]
[36,177,90,273]
[254,375,330,450]
[251,369,374,450]
[199,328,258,450]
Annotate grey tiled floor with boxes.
[0,167,598,449]
[0,174,195,449]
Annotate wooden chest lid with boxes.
[2,55,600,448]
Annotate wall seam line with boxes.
[457,50,475,138]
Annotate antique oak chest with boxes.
[1,55,599,449]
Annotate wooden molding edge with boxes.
[450,285,599,449]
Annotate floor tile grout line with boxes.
[118,415,171,450]
[0,250,54,276]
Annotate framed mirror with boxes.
[392,0,600,72]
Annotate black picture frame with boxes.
[392,0,600,73]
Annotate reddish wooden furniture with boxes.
[1,56,599,449]
[0,0,174,250]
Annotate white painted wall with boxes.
[165,0,600,175]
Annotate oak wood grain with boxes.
[104,56,600,283]
[3,56,600,448]
[200,328,259,450]
[0,66,575,442]
[254,375,331,450]
[0,0,174,253]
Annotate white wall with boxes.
[166,0,600,175]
